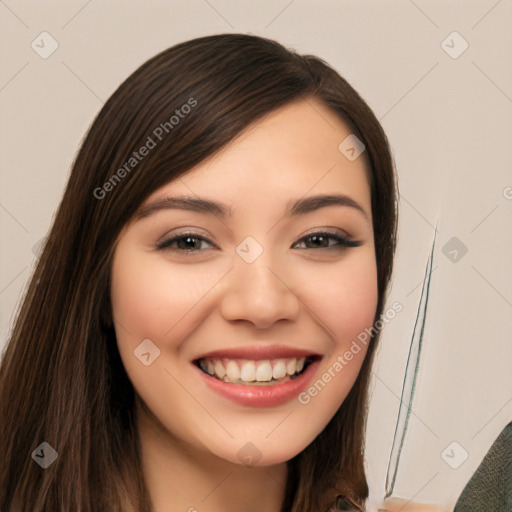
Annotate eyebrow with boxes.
[136,193,370,222]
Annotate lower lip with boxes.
[194,359,321,407]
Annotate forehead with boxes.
[144,98,371,214]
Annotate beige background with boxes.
[1,1,511,510]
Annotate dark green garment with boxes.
[454,422,512,512]
[326,423,512,512]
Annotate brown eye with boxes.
[292,232,361,250]
[156,233,216,252]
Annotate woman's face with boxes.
[111,98,378,467]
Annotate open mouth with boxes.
[194,355,321,386]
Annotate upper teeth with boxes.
[199,357,307,383]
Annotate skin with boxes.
[111,98,378,512]
[381,498,450,512]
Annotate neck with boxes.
[135,399,288,512]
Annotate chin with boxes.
[206,432,317,468]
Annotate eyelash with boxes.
[155,231,362,252]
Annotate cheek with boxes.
[298,251,379,349]
[293,253,377,428]
[110,249,222,343]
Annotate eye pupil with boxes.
[179,236,200,250]
[308,235,328,248]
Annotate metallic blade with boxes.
[384,227,437,497]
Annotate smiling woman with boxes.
[0,34,398,512]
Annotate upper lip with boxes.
[194,344,321,361]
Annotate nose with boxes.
[219,253,301,329]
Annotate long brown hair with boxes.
[0,33,397,512]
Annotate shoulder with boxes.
[454,422,512,511]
